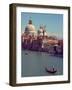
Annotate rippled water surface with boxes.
[21,50,63,77]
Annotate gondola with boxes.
[45,67,57,74]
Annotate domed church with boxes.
[24,19,37,36]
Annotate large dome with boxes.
[25,24,36,33]
[24,19,37,35]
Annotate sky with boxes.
[21,12,63,39]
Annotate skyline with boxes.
[21,12,63,39]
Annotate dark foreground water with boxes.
[21,50,63,77]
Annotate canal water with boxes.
[21,50,63,77]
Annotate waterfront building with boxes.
[21,19,63,55]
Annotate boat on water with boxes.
[45,67,57,74]
[25,53,28,55]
